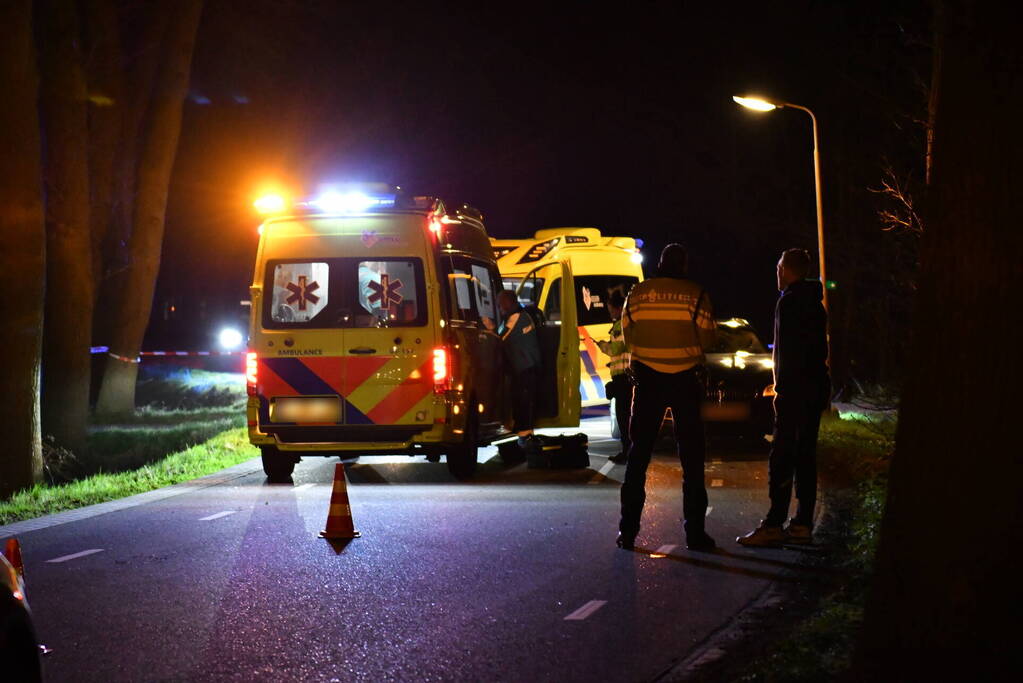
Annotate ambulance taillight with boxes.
[246,352,258,396]
[433,347,451,393]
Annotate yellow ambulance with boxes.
[246,186,580,480]
[492,227,644,407]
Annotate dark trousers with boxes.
[511,366,538,433]
[765,389,827,527]
[607,374,633,454]
[619,362,708,536]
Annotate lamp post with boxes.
[733,95,829,311]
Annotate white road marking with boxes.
[598,460,617,476]
[46,548,104,563]
[655,544,678,554]
[199,511,237,521]
[710,479,724,487]
[292,483,314,492]
[564,600,608,621]
[706,506,714,517]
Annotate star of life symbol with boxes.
[361,230,379,248]
[285,275,320,311]
[367,273,403,307]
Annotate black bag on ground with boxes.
[525,434,589,469]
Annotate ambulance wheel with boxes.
[446,409,479,479]
[261,446,296,482]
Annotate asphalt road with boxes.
[4,418,823,682]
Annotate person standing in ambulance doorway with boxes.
[497,290,542,451]
[738,248,830,547]
[597,291,631,465]
[618,244,717,552]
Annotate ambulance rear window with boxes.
[356,260,422,327]
[269,262,330,324]
[263,258,427,329]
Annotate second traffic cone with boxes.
[320,463,360,539]
[3,537,24,579]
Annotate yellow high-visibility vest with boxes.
[605,318,630,377]
[622,277,716,374]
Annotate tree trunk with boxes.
[0,0,46,496]
[83,0,124,293]
[856,2,1023,678]
[95,0,203,414]
[91,1,167,346]
[39,0,94,451]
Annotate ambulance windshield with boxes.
[574,275,639,326]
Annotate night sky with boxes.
[151,0,930,359]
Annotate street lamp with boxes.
[733,95,829,311]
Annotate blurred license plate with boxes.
[701,401,751,421]
[272,397,340,423]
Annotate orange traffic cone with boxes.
[3,537,24,579]
[320,463,360,539]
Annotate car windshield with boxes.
[710,322,768,354]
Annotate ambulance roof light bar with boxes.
[305,190,396,213]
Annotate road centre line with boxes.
[292,483,315,492]
[199,511,237,521]
[706,506,713,517]
[655,544,678,554]
[564,600,608,621]
[598,460,617,476]
[46,549,104,564]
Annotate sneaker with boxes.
[784,523,813,545]
[686,530,717,552]
[736,524,785,547]
[616,532,636,550]
[608,452,628,465]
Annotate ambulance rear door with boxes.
[341,256,436,428]
[516,259,581,428]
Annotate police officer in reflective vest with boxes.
[617,244,717,551]
[497,290,542,449]
[597,290,631,465]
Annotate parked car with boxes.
[702,318,775,438]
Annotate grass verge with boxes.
[734,411,894,682]
[1,428,258,526]
[1,368,253,526]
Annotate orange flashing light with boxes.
[254,193,287,215]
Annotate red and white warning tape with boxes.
[92,346,244,363]
[140,350,245,357]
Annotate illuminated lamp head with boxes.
[254,194,287,215]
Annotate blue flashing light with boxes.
[635,238,644,248]
[309,191,396,213]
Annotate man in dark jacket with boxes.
[497,290,542,448]
[738,248,830,547]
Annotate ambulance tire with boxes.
[446,408,479,479]
[261,446,297,482]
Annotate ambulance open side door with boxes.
[516,259,581,428]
